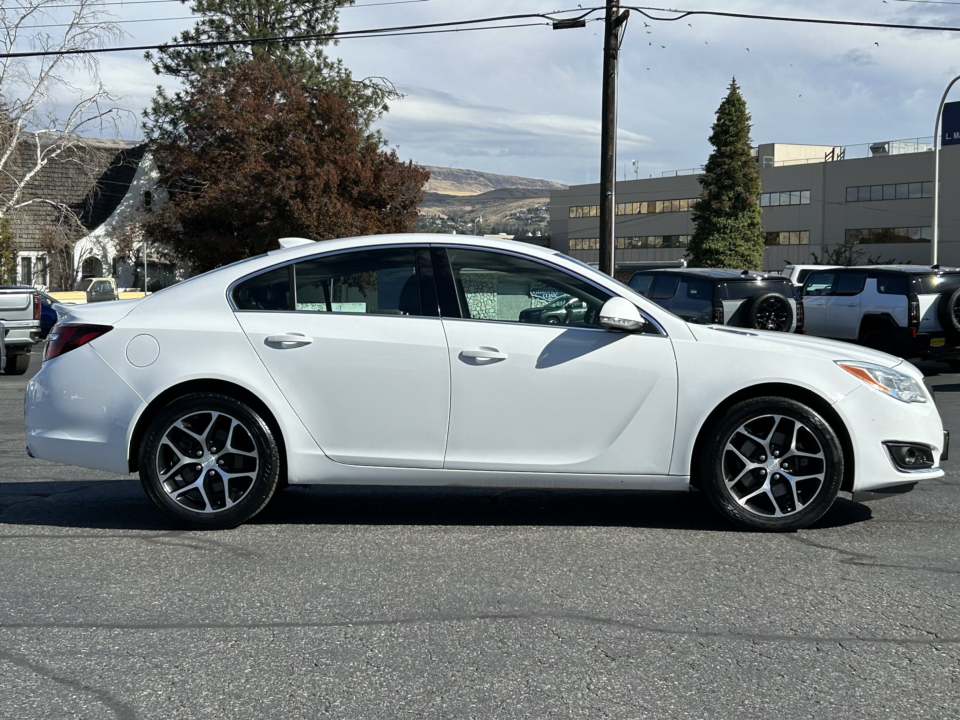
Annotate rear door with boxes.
[824,271,866,339]
[233,246,451,469]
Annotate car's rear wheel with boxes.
[701,397,843,531]
[861,329,895,355]
[3,351,31,375]
[139,393,281,529]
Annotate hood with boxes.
[689,324,904,369]
[55,298,143,327]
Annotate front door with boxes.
[800,271,835,337]
[824,271,866,339]
[437,246,679,475]
[233,246,451,468]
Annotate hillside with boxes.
[423,166,566,196]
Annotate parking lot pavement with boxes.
[1,350,959,720]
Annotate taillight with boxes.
[712,304,724,324]
[908,294,920,328]
[43,325,112,363]
[33,293,41,320]
[796,298,805,332]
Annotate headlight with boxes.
[836,361,927,404]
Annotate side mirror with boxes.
[599,297,646,332]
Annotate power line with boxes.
[626,5,960,32]
[0,10,596,58]
[27,16,194,29]
[893,0,960,5]
[1,0,432,10]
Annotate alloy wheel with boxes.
[754,297,791,331]
[722,414,826,518]
[155,411,260,513]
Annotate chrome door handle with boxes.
[461,347,507,360]
[266,333,313,345]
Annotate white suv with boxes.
[800,265,960,368]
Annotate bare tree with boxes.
[0,0,129,226]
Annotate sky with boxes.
[7,0,960,186]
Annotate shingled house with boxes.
[2,137,167,291]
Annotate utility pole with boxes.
[598,0,628,276]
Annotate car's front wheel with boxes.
[139,393,281,529]
[701,397,843,531]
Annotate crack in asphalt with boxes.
[0,647,137,720]
[0,611,957,646]
[790,534,960,576]
[0,531,259,559]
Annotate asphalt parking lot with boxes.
[1,347,959,720]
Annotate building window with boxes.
[36,255,48,287]
[143,190,153,210]
[20,256,32,285]
[611,235,691,249]
[570,198,698,219]
[569,205,599,218]
[845,182,933,202]
[568,238,600,250]
[759,190,811,208]
[844,227,932,244]
[764,230,810,246]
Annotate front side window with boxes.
[804,272,835,296]
[444,248,611,327]
[651,274,679,300]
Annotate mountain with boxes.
[423,166,567,196]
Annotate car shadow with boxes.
[0,480,873,532]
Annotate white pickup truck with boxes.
[0,287,41,375]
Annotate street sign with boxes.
[943,101,960,146]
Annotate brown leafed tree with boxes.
[145,60,429,272]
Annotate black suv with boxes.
[628,268,802,332]
[800,265,960,367]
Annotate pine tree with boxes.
[687,79,765,270]
[144,0,398,142]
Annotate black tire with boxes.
[545,316,561,325]
[138,393,281,529]
[3,351,31,375]
[743,292,794,332]
[701,396,844,531]
[936,287,960,339]
[861,328,895,355]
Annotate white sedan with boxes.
[25,235,948,531]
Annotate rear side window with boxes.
[877,274,909,295]
[833,272,866,296]
[629,273,655,297]
[795,269,814,284]
[294,248,419,315]
[651,274,679,300]
[233,266,293,311]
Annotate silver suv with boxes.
[800,265,960,368]
[628,268,802,332]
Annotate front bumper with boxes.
[833,382,946,497]
[25,344,144,474]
